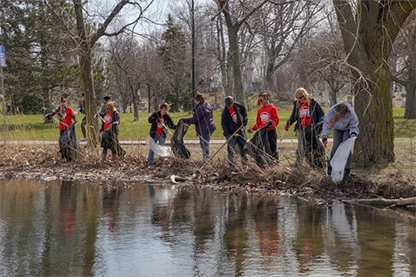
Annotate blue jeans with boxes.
[227,131,247,165]
[148,134,166,165]
[199,132,211,162]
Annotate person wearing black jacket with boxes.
[284,88,325,168]
[221,96,248,166]
[99,102,125,163]
[147,102,176,166]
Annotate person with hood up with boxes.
[183,92,216,162]
[322,101,359,180]
[221,96,248,166]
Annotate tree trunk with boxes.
[227,26,244,102]
[405,27,416,119]
[132,86,139,122]
[147,84,151,113]
[216,14,231,97]
[265,43,276,92]
[74,0,98,147]
[42,86,50,113]
[79,47,98,147]
[332,0,415,165]
[354,70,395,164]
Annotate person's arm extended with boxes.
[165,114,176,129]
[286,102,297,127]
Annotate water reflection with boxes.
[0,179,415,276]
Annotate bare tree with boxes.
[391,11,416,119]
[214,0,269,102]
[108,34,143,121]
[47,0,155,146]
[257,0,325,92]
[333,0,416,165]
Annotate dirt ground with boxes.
[0,139,415,204]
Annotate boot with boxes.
[112,154,119,165]
[100,153,107,163]
[343,169,351,181]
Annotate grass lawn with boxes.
[0,104,414,141]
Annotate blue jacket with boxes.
[322,101,359,138]
[184,101,216,136]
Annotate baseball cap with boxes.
[103,96,111,101]
[225,96,234,108]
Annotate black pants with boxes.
[268,129,278,159]
[81,116,86,138]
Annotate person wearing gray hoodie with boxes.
[322,101,359,180]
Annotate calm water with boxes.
[0,179,415,277]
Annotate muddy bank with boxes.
[1,144,415,204]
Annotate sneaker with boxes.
[80,138,87,142]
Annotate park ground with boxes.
[0,101,415,208]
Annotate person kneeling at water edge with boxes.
[248,92,280,162]
[322,102,359,180]
[148,102,177,166]
[221,96,248,166]
[285,88,325,168]
[100,102,123,163]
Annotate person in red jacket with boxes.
[46,94,77,160]
[248,92,279,160]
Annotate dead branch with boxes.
[344,197,416,207]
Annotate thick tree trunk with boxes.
[354,68,395,164]
[79,48,98,147]
[332,0,415,165]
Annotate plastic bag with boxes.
[147,136,173,157]
[330,137,356,183]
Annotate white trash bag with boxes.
[147,136,173,157]
[330,137,356,183]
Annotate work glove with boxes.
[247,127,253,133]
[284,125,289,131]
[322,137,327,148]
[350,132,357,138]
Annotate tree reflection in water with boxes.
[0,180,415,276]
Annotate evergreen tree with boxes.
[159,14,190,112]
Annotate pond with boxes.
[0,179,415,276]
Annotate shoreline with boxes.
[1,143,415,206]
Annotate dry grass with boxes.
[0,139,415,201]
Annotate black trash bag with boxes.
[300,124,325,168]
[59,124,77,161]
[245,124,272,167]
[101,126,125,158]
[171,119,191,159]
